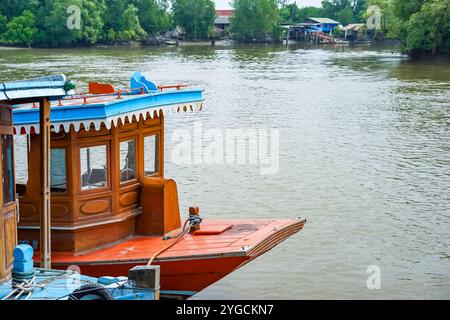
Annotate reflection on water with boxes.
[2,44,449,299]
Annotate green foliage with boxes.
[332,25,343,37]
[0,15,7,35]
[322,0,368,22]
[104,0,128,33]
[366,0,450,57]
[336,6,354,25]
[230,0,280,42]
[172,0,216,40]
[37,0,82,46]
[366,0,401,38]
[403,0,450,57]
[0,0,39,20]
[3,10,38,46]
[117,4,147,40]
[280,5,325,23]
[106,28,117,41]
[81,0,107,44]
[0,0,173,46]
[133,0,171,35]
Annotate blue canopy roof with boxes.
[0,74,74,102]
[13,89,204,134]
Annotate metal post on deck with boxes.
[39,98,51,269]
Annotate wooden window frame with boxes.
[142,132,160,178]
[119,136,138,187]
[78,142,111,194]
[1,134,15,206]
[50,146,69,196]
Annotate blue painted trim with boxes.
[4,81,66,91]
[13,89,204,126]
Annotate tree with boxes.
[336,6,354,25]
[367,0,450,57]
[132,0,171,35]
[230,0,280,42]
[0,0,39,20]
[3,10,38,46]
[37,0,105,46]
[0,15,7,35]
[38,0,82,46]
[322,0,368,22]
[103,0,128,35]
[280,3,324,24]
[366,0,401,38]
[172,0,216,40]
[117,4,147,40]
[297,6,326,23]
[80,0,106,44]
[402,0,450,57]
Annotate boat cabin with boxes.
[13,72,204,255]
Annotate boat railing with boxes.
[27,84,189,108]
[157,84,189,91]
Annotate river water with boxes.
[1,44,449,299]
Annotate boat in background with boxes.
[12,71,306,296]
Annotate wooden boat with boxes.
[12,71,306,295]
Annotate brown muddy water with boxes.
[1,44,449,299]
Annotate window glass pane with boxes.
[2,135,15,204]
[80,145,107,190]
[14,134,28,186]
[119,139,136,183]
[144,135,158,176]
[51,148,66,193]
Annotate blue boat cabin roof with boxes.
[9,71,204,134]
[0,74,73,102]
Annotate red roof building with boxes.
[215,10,235,31]
[216,10,235,17]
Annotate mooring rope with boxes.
[146,214,202,266]
[1,276,44,300]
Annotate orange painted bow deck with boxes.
[36,218,305,293]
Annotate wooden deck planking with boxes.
[45,218,300,264]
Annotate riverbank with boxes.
[0,38,401,50]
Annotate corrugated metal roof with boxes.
[308,17,340,25]
[342,23,365,31]
[292,23,321,27]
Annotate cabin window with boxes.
[144,135,158,176]
[50,148,67,193]
[1,134,15,204]
[14,134,29,195]
[119,139,136,183]
[80,145,108,190]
